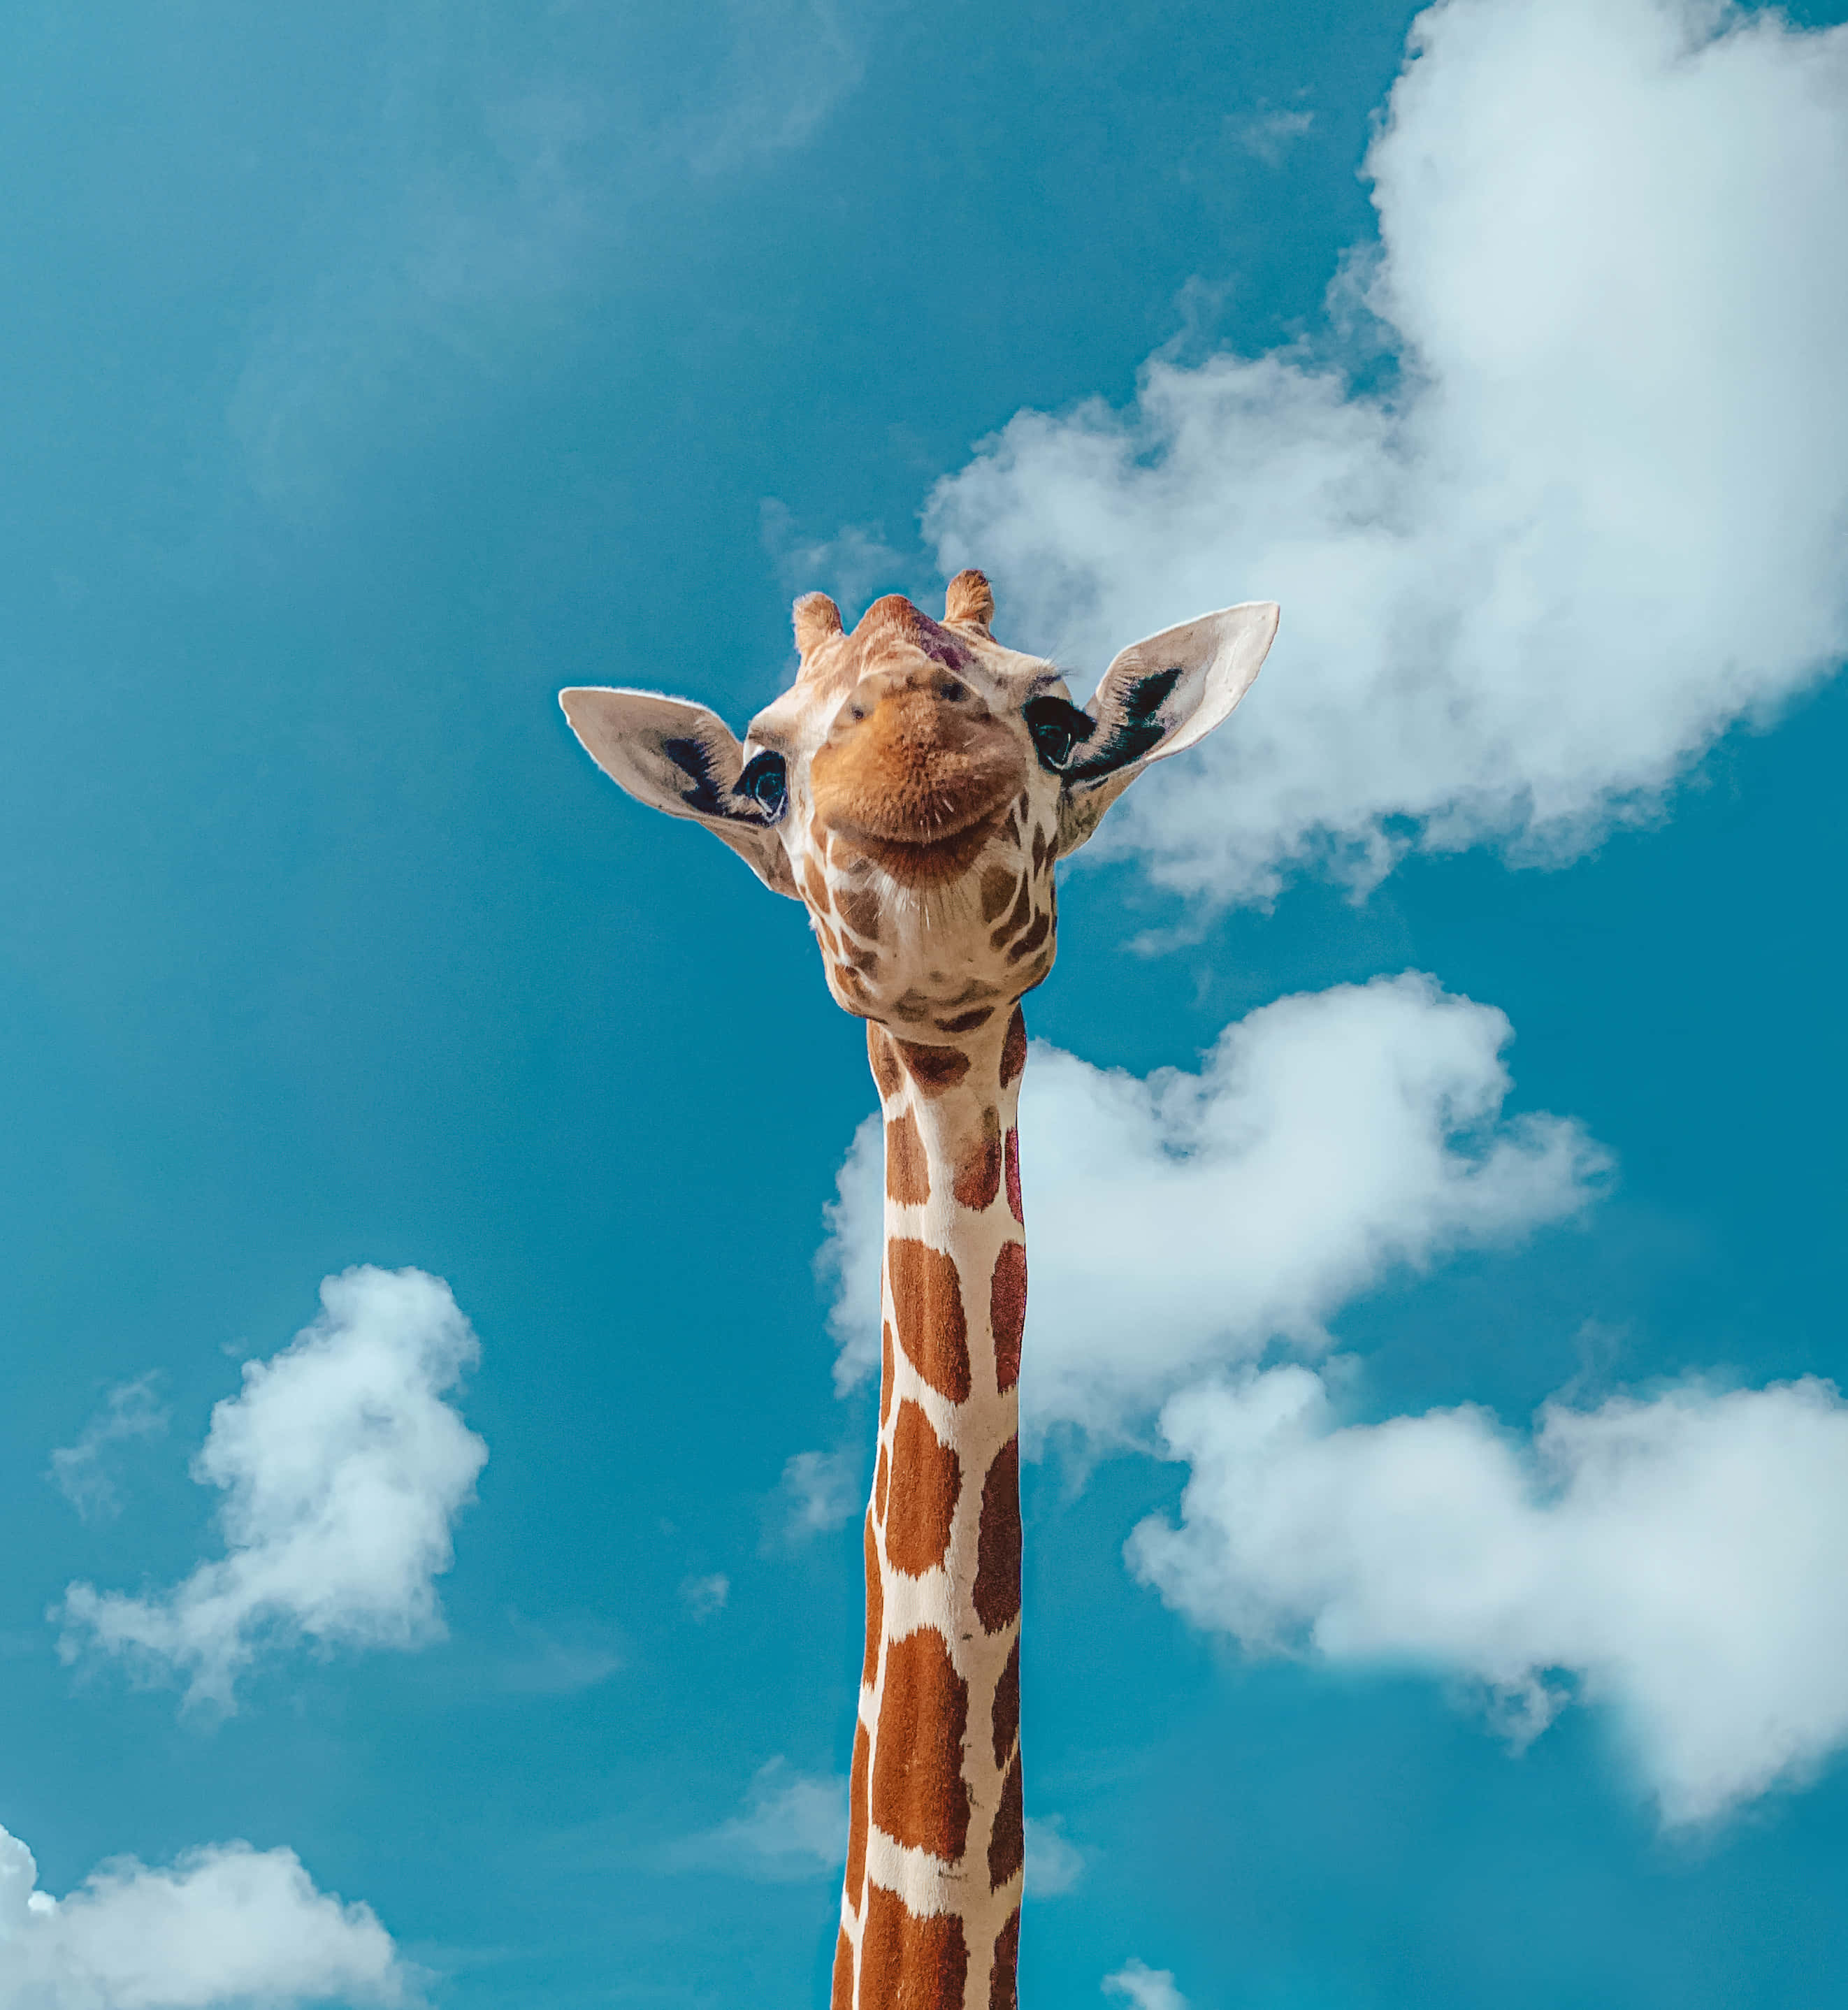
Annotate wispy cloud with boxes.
[677,0,865,175]
[923,0,1848,906]
[760,501,921,623]
[0,1820,414,2008]
[772,1449,860,1543]
[1104,1958,1190,2009]
[822,974,1607,1432]
[48,1374,168,1523]
[1134,1364,1848,1825]
[498,1611,623,1696]
[57,1267,486,1709]
[229,3,871,515]
[1226,106,1315,164]
[668,1760,844,1881]
[1025,1816,1083,1897]
[678,1573,730,1622]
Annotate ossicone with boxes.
[793,591,844,655]
[944,569,994,630]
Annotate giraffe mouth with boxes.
[829,807,1008,888]
[811,704,1025,887]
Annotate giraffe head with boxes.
[561,571,1277,1039]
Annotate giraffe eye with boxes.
[1024,695,1095,772]
[737,749,788,820]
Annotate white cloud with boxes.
[1103,1958,1189,2010]
[678,0,865,175]
[48,1377,168,1524]
[678,1573,730,1621]
[1227,106,1315,164]
[0,1820,413,2009]
[670,1761,844,1881]
[822,974,1606,1436]
[1131,1364,1848,1825]
[1024,1816,1083,1898]
[228,3,867,515]
[774,1449,860,1541]
[760,502,917,630]
[57,1267,487,1709]
[497,1611,623,1696]
[923,0,1848,905]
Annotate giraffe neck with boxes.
[833,1006,1029,2010]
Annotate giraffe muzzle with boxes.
[811,670,1027,882]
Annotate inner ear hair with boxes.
[1067,664,1183,782]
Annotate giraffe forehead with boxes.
[747,631,1064,748]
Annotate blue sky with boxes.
[3,0,1848,2004]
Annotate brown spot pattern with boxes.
[953,1108,1003,1211]
[804,857,832,913]
[990,1242,1027,1394]
[992,1637,1020,1771]
[862,1513,883,1686]
[974,1438,1022,1634]
[1000,1008,1027,1088]
[881,1321,894,1427]
[832,1930,854,2010]
[860,1884,969,2010]
[868,1025,904,1101]
[988,1752,1025,1892]
[893,1039,971,1095]
[887,1238,972,1402]
[979,865,1017,923]
[846,1721,871,1907]
[1006,911,1051,963]
[937,1005,995,1034]
[989,1909,1021,2010]
[886,1111,930,1206]
[1004,1126,1023,1223]
[1032,824,1051,872]
[990,880,1032,949]
[871,1628,971,1862]
[837,883,882,941]
[885,1401,961,1577]
[875,1441,889,1522]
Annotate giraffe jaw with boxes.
[825,807,1011,890]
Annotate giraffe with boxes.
[560,571,1278,2009]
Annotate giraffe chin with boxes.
[823,810,1004,890]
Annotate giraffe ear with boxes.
[559,687,801,899]
[1056,602,1279,858]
